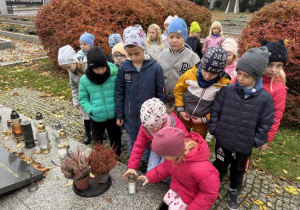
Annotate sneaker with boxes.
[205,132,214,142]
[227,191,239,210]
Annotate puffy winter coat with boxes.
[128,113,188,169]
[146,132,220,210]
[209,83,274,154]
[115,57,166,136]
[174,66,231,123]
[78,62,118,122]
[202,35,224,55]
[262,75,287,142]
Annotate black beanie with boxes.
[261,39,288,65]
[87,46,107,69]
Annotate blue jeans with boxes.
[147,150,171,186]
[147,150,164,172]
[126,133,151,161]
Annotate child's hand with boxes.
[122,169,137,180]
[75,105,80,110]
[179,112,190,121]
[259,143,270,151]
[138,175,149,186]
[116,119,124,126]
[191,116,203,124]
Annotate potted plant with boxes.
[53,148,90,190]
[87,143,118,184]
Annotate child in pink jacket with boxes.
[139,127,220,210]
[122,98,187,178]
[202,21,224,55]
[260,39,288,150]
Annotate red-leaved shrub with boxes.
[238,1,300,127]
[35,0,211,63]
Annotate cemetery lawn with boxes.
[0,59,72,101]
[1,59,299,183]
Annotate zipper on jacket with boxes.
[100,86,109,118]
[129,101,131,114]
[191,88,206,117]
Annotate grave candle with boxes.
[21,121,36,148]
[10,110,22,140]
[36,122,50,154]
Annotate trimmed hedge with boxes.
[238,1,300,127]
[35,0,211,62]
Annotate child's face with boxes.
[168,32,185,53]
[147,124,163,132]
[92,66,106,75]
[125,46,145,64]
[264,61,283,78]
[148,28,158,42]
[61,63,77,72]
[236,70,256,89]
[202,69,219,81]
[212,27,220,34]
[164,23,169,32]
[113,52,127,66]
[226,52,235,66]
[79,41,91,52]
[190,32,200,38]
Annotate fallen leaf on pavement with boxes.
[105,198,113,203]
[65,181,73,187]
[267,202,272,207]
[282,169,288,174]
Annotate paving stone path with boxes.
[0,87,299,209]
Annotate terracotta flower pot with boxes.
[75,176,89,190]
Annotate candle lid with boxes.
[54,121,62,130]
[37,122,46,132]
[35,112,43,120]
[10,110,20,119]
[59,129,67,138]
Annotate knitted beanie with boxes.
[79,32,95,46]
[152,127,186,157]
[112,42,128,57]
[201,47,227,74]
[58,45,78,65]
[261,39,288,65]
[140,98,167,129]
[168,18,188,40]
[123,24,147,51]
[108,33,122,48]
[87,46,107,69]
[237,46,270,80]
[164,15,178,25]
[190,21,201,34]
[221,38,238,56]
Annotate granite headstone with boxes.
[0,146,43,195]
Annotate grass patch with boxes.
[0,59,72,101]
[208,127,300,182]
[250,127,300,182]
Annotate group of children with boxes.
[57,16,288,210]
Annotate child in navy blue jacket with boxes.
[115,25,166,172]
[209,47,274,210]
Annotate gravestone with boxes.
[0,146,43,195]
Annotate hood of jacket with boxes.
[182,132,210,163]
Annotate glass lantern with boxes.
[36,122,50,154]
[52,121,62,145]
[10,110,23,141]
[58,129,69,148]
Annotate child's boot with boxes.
[83,120,92,144]
[227,188,239,210]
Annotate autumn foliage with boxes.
[35,0,211,62]
[87,143,118,175]
[238,1,300,127]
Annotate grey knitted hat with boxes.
[237,46,270,80]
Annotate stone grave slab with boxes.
[0,146,43,195]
